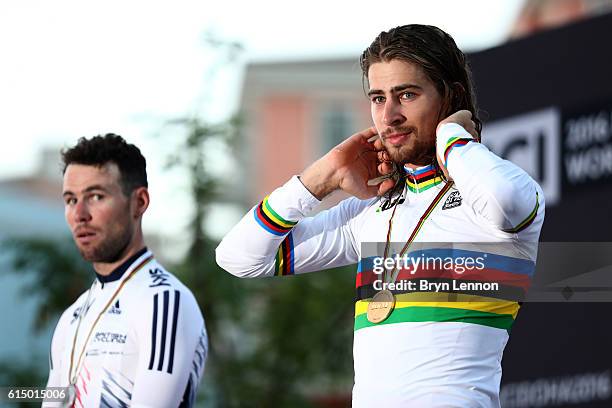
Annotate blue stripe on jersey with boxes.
[158,290,170,371]
[148,293,158,370]
[167,290,180,374]
[149,290,186,373]
[102,380,129,408]
[195,349,204,370]
[409,164,435,176]
[179,374,194,408]
[100,395,114,408]
[104,368,133,401]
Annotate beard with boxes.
[76,222,133,264]
[382,126,436,166]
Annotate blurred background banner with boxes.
[470,10,612,408]
[2,0,612,407]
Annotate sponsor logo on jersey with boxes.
[93,331,127,344]
[108,299,121,315]
[442,191,462,210]
[71,298,95,324]
[149,267,171,287]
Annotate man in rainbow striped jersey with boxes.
[217,24,544,408]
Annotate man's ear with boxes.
[132,187,150,218]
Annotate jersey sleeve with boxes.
[436,123,545,238]
[129,287,207,408]
[42,310,71,407]
[216,175,369,278]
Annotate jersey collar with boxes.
[95,247,149,285]
[403,163,444,194]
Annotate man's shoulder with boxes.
[122,260,204,331]
[128,259,200,307]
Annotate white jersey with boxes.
[44,249,207,408]
[216,123,545,408]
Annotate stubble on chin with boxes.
[75,230,132,264]
[385,143,430,166]
[383,138,436,166]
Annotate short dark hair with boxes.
[61,133,148,196]
[360,24,482,138]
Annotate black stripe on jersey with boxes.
[101,380,129,408]
[167,290,181,374]
[100,395,114,408]
[179,374,194,408]
[148,293,159,370]
[149,290,185,373]
[104,368,133,400]
[195,349,204,371]
[192,328,207,374]
[157,290,170,371]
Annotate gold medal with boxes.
[369,181,453,325]
[366,289,395,323]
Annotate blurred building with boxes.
[510,0,612,38]
[0,150,65,370]
[239,58,370,204]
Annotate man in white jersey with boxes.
[216,25,544,407]
[44,134,207,407]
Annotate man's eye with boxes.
[91,194,104,201]
[401,92,416,100]
[371,96,385,104]
[65,198,76,205]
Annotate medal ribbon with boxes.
[68,254,154,388]
[382,180,454,284]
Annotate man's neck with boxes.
[93,239,146,276]
[403,151,436,171]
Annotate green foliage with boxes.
[166,114,355,407]
[0,358,48,408]
[2,237,92,331]
[0,237,91,402]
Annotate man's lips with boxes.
[384,132,411,145]
[74,228,97,244]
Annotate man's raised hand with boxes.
[300,127,396,200]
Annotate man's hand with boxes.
[300,127,396,200]
[436,110,478,181]
[437,110,477,138]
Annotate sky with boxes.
[0,0,526,254]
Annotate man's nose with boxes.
[383,100,406,127]
[73,200,92,223]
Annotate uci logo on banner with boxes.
[482,107,561,205]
